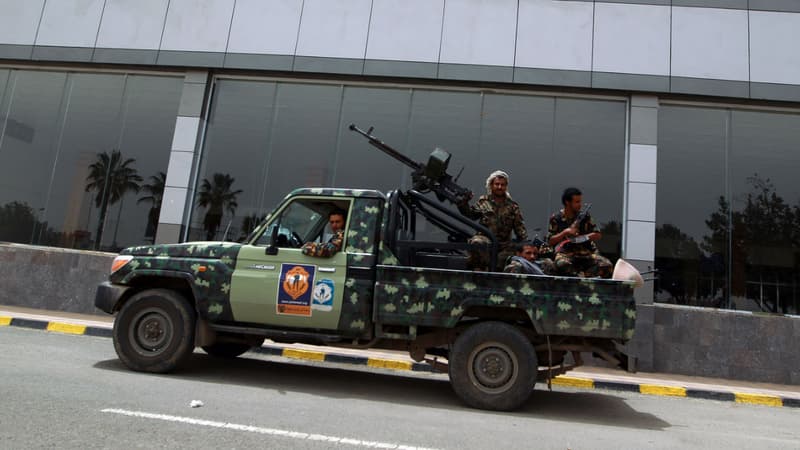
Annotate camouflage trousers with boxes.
[467,235,513,271]
[554,251,612,278]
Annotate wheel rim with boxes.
[467,341,519,395]
[128,307,174,357]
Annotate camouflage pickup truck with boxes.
[95,185,638,411]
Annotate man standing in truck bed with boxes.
[458,170,527,271]
[547,187,612,278]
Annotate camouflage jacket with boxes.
[458,195,527,244]
[301,230,344,257]
[547,209,599,254]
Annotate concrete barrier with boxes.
[0,243,114,315]
[1,243,798,385]
[630,303,800,385]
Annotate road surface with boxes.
[0,327,797,449]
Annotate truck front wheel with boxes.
[449,321,537,411]
[113,289,196,373]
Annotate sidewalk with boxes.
[2,305,798,408]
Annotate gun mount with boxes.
[349,124,472,205]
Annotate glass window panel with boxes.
[729,110,800,314]
[262,83,343,212]
[109,75,182,248]
[40,73,181,251]
[0,70,68,245]
[407,90,482,240]
[42,73,127,249]
[335,86,412,192]
[478,93,555,238]
[656,106,729,307]
[551,98,626,261]
[190,79,277,241]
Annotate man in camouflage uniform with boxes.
[458,170,527,271]
[301,209,346,257]
[547,187,612,278]
[503,241,555,275]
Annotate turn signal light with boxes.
[111,255,134,274]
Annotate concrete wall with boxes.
[0,243,113,315]
[630,303,800,385]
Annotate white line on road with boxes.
[101,408,439,450]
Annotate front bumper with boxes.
[94,281,130,314]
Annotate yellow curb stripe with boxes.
[282,348,326,362]
[46,322,87,335]
[735,392,783,407]
[0,316,11,326]
[640,384,687,397]
[367,358,413,371]
[551,376,595,389]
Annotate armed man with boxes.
[547,187,612,278]
[458,170,527,271]
[503,241,555,275]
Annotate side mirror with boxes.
[265,225,279,255]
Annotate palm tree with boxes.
[197,173,243,240]
[137,171,167,242]
[85,150,142,250]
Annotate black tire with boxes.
[449,321,537,411]
[202,343,252,358]
[113,288,196,373]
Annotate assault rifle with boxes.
[554,203,592,253]
[348,124,472,205]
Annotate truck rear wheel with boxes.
[113,289,196,373]
[449,321,537,411]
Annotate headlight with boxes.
[111,255,134,274]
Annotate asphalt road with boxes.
[1,327,798,449]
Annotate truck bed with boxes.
[375,265,636,341]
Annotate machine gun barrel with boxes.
[348,124,422,172]
[348,123,473,205]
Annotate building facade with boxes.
[1,0,798,315]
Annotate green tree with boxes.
[137,171,167,242]
[85,150,142,250]
[197,173,243,240]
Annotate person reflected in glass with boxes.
[547,187,612,278]
[301,209,347,258]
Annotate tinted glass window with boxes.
[0,70,182,250]
[657,105,800,314]
[656,106,729,307]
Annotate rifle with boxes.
[349,124,472,205]
[554,203,592,253]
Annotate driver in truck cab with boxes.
[301,209,347,257]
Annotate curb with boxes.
[2,314,798,408]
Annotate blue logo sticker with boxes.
[312,279,335,312]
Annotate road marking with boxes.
[367,358,413,371]
[734,393,783,407]
[639,384,687,397]
[551,376,594,389]
[0,316,11,326]
[46,322,87,335]
[101,408,438,449]
[283,348,326,361]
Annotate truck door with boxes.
[229,196,351,330]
